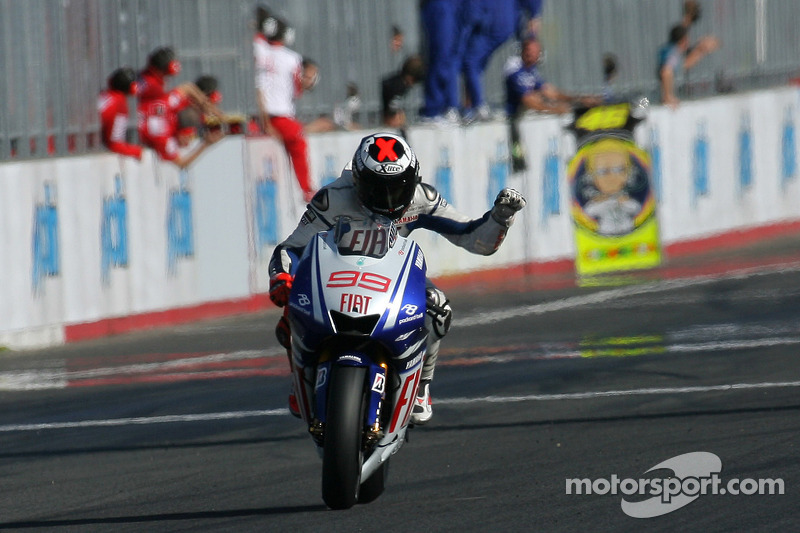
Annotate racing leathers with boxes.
[269,163,523,383]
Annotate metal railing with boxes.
[2,0,799,161]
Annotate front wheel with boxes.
[321,365,367,510]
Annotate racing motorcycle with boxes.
[286,213,428,509]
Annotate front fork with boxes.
[306,357,387,448]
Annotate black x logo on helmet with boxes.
[352,133,420,220]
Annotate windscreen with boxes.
[332,214,397,259]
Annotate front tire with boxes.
[321,365,366,510]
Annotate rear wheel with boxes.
[321,365,366,510]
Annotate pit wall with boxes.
[2,87,799,349]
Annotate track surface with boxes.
[0,237,798,532]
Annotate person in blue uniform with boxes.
[461,0,543,122]
[419,0,463,121]
[506,35,599,117]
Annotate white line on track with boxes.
[0,409,286,432]
[437,380,800,404]
[1,380,798,433]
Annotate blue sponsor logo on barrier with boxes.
[542,137,560,220]
[692,122,709,206]
[101,174,129,282]
[322,155,338,187]
[255,157,279,249]
[32,182,60,293]
[487,141,508,208]
[648,128,663,200]
[782,106,796,187]
[738,114,753,193]
[435,147,453,203]
[167,171,194,272]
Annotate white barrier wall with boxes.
[2,87,799,349]
[642,91,800,241]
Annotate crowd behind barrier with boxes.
[1,87,800,350]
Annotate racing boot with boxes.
[411,379,433,425]
[288,387,301,418]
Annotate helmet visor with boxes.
[358,170,416,219]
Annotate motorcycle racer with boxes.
[269,132,526,424]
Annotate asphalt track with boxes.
[0,235,798,532]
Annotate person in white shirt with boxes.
[254,15,320,202]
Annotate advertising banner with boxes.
[566,103,662,277]
[3,88,800,349]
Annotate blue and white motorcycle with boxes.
[287,213,428,509]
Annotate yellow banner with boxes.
[574,217,662,276]
[567,136,662,277]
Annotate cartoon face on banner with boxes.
[569,138,655,237]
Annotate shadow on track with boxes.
[0,504,328,530]
[0,433,306,460]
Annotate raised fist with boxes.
[491,188,527,224]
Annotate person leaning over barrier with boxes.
[97,67,142,160]
[657,24,719,108]
[268,132,527,425]
[138,75,225,169]
[137,46,225,125]
[505,35,601,117]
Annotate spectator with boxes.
[136,46,179,103]
[391,25,405,54]
[253,5,273,116]
[333,82,362,131]
[680,1,721,65]
[461,0,544,123]
[419,0,462,123]
[97,67,142,159]
[254,10,335,135]
[174,108,225,169]
[139,75,225,168]
[681,0,702,30]
[505,36,600,117]
[194,74,248,133]
[254,15,319,202]
[381,54,425,134]
[194,75,223,109]
[300,58,340,134]
[254,4,272,45]
[601,53,619,103]
[524,0,544,37]
[137,46,224,124]
[657,24,719,108]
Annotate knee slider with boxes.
[426,287,452,339]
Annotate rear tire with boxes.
[321,365,366,510]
